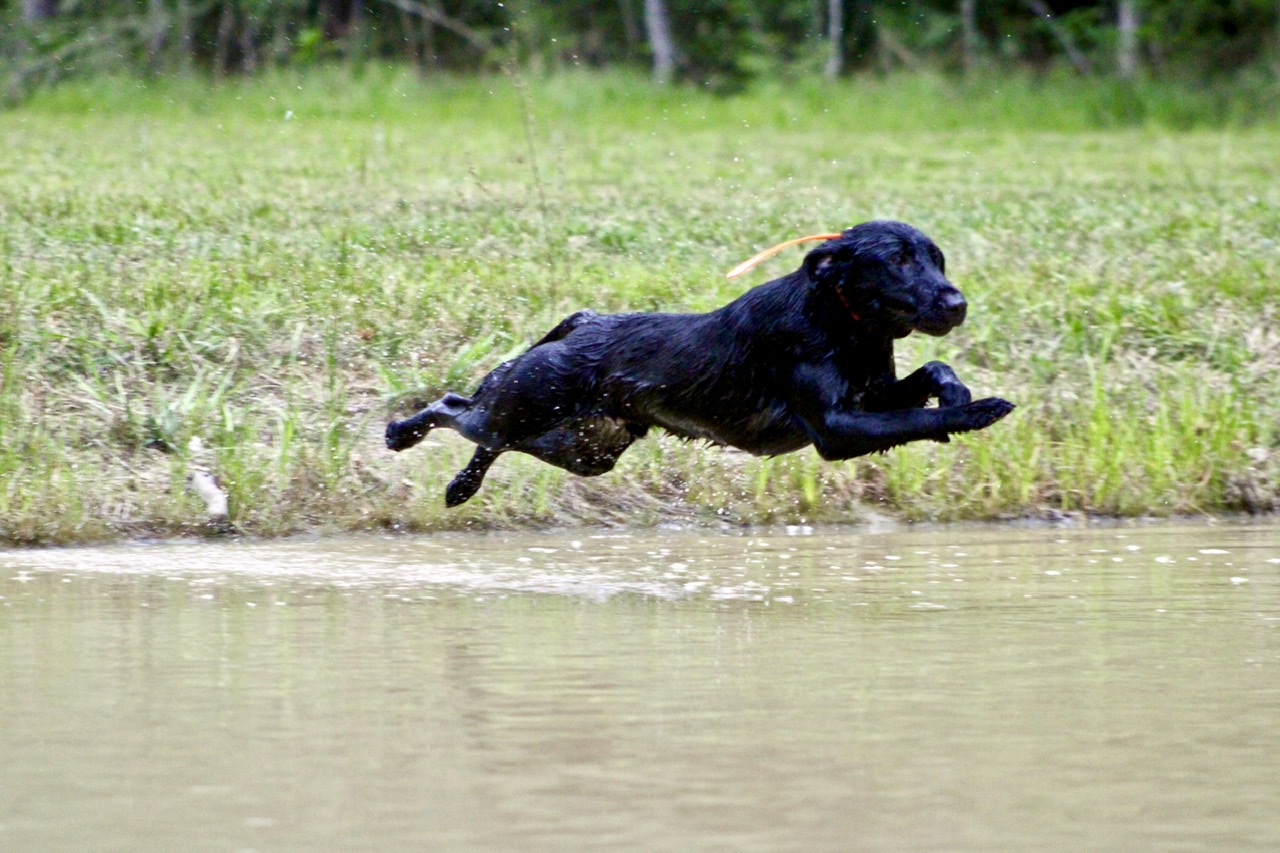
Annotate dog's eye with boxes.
[893,250,911,267]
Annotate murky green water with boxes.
[3,521,1279,850]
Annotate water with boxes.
[3,521,1279,850]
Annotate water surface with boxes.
[3,521,1279,850]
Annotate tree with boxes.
[1117,0,1139,78]
[643,0,675,84]
[824,0,844,79]
[22,0,57,23]
[960,0,980,74]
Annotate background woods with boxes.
[4,0,1280,100]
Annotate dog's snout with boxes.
[940,288,967,322]
[915,284,968,337]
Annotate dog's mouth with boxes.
[915,291,968,336]
[915,313,964,337]
[845,292,965,338]
[725,232,841,279]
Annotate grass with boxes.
[1,66,1278,543]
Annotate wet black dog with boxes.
[387,220,1014,507]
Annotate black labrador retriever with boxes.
[386,220,1014,507]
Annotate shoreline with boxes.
[6,507,1277,552]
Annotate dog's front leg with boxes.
[803,398,1015,460]
[864,361,972,411]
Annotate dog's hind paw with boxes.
[385,419,428,452]
[445,470,485,507]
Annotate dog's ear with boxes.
[803,246,851,288]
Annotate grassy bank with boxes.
[2,68,1278,543]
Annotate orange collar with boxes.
[833,284,862,324]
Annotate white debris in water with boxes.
[1200,549,1230,555]
[1230,577,1249,585]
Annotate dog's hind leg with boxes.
[445,446,502,507]
[513,417,641,476]
[385,392,473,451]
[387,326,591,455]
[444,416,643,507]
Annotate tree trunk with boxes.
[240,10,261,73]
[824,0,844,80]
[960,0,980,74]
[1116,0,1139,79]
[21,0,57,22]
[349,0,366,63]
[176,0,194,73]
[1024,0,1093,75]
[214,0,235,77]
[618,0,641,59]
[147,0,167,71]
[1274,2,1280,81]
[643,0,676,85]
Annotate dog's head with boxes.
[802,221,967,339]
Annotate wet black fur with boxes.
[386,220,1014,507]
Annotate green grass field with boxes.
[2,67,1278,543]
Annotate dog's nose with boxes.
[939,288,967,324]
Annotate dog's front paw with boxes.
[960,397,1015,431]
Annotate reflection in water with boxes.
[2,521,1279,849]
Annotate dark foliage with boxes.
[2,0,1278,102]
